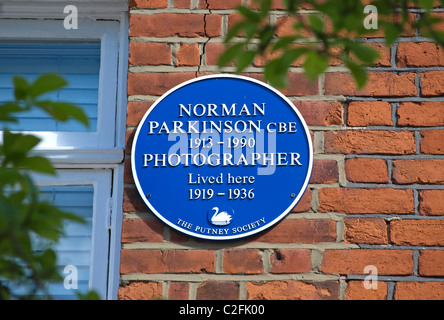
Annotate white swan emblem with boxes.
[210,207,232,226]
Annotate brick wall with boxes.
[121,0,444,300]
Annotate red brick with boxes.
[344,218,388,245]
[246,281,339,300]
[269,249,312,274]
[123,187,149,213]
[252,219,336,243]
[205,42,226,66]
[129,42,171,66]
[419,250,444,276]
[246,0,286,10]
[254,46,299,67]
[291,188,312,213]
[275,15,314,38]
[347,101,393,126]
[279,72,319,96]
[398,102,444,127]
[422,12,444,34]
[421,71,444,96]
[127,72,196,96]
[345,158,389,183]
[421,130,444,154]
[324,130,416,155]
[118,282,162,300]
[223,249,263,274]
[168,282,189,300]
[345,281,388,300]
[324,72,417,97]
[397,42,444,67]
[392,159,444,184]
[294,101,343,126]
[204,14,223,37]
[168,227,190,243]
[368,43,391,67]
[310,160,338,184]
[126,101,153,126]
[129,13,221,37]
[174,0,190,8]
[318,188,414,214]
[121,218,164,243]
[196,280,239,300]
[320,249,413,275]
[420,190,444,215]
[176,43,200,66]
[254,42,343,68]
[198,0,242,9]
[395,282,444,300]
[124,159,133,184]
[120,249,215,274]
[425,12,444,31]
[390,220,444,246]
[227,13,243,37]
[129,0,168,8]
[125,129,135,155]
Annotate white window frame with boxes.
[0,19,120,151]
[0,3,129,300]
[34,170,113,299]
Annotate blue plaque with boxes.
[131,75,313,240]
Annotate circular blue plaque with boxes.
[131,74,313,240]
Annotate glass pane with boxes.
[0,42,100,132]
[40,185,94,299]
[4,185,96,300]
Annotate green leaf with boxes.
[3,130,41,159]
[259,25,275,50]
[348,42,381,64]
[383,22,402,45]
[13,76,30,101]
[17,156,55,175]
[418,0,435,11]
[308,14,324,33]
[237,6,262,23]
[302,51,329,81]
[225,21,248,43]
[30,73,67,98]
[0,102,23,122]
[281,47,308,65]
[52,102,89,127]
[218,43,244,67]
[273,36,297,51]
[264,59,289,88]
[236,50,256,72]
[344,57,368,89]
[35,101,89,127]
[260,0,272,16]
[77,290,101,300]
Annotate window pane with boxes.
[0,42,100,132]
[38,185,94,300]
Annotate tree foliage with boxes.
[219,0,444,88]
[0,74,90,299]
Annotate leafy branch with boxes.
[218,0,444,88]
[0,74,90,299]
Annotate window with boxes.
[0,19,121,150]
[35,170,113,299]
[0,42,101,132]
[0,5,128,300]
